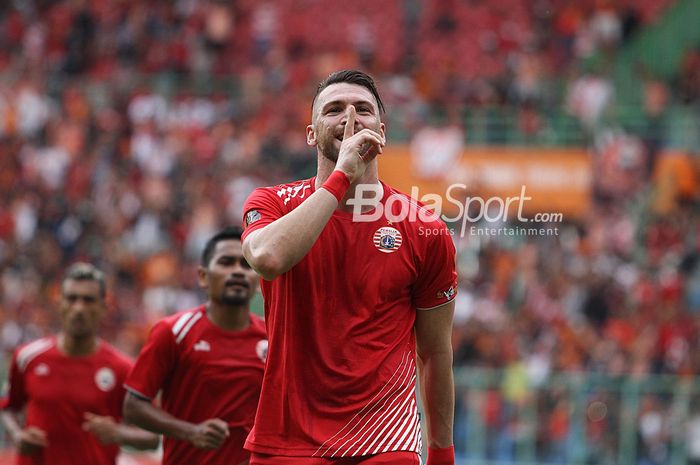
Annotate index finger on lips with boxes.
[343,106,356,140]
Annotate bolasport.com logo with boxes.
[347,184,563,237]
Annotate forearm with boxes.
[124,395,194,441]
[418,350,454,448]
[0,410,21,442]
[114,424,160,450]
[244,187,339,279]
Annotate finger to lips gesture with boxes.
[336,106,385,183]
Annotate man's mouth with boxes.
[226,280,249,289]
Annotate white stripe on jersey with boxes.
[341,368,416,455]
[387,398,418,452]
[175,312,202,344]
[400,405,423,450]
[362,386,416,455]
[344,371,416,456]
[313,352,411,457]
[17,338,54,372]
[172,311,196,337]
[313,351,422,458]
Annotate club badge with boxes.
[95,367,116,392]
[256,340,269,362]
[373,227,403,254]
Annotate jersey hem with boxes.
[245,441,420,457]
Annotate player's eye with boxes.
[65,294,97,303]
[240,259,251,269]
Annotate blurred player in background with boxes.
[123,226,267,465]
[241,70,457,465]
[0,263,159,465]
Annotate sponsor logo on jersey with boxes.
[34,363,50,376]
[245,210,261,227]
[95,367,116,392]
[373,227,403,254]
[436,286,456,301]
[193,340,211,352]
[256,340,268,362]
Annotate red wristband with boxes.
[427,445,454,465]
[321,170,351,203]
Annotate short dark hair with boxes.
[313,69,386,115]
[62,262,106,298]
[201,226,244,267]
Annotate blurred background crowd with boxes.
[1,0,700,464]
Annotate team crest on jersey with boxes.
[34,363,50,376]
[256,340,268,362]
[95,367,116,392]
[373,227,403,254]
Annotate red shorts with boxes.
[249,451,421,465]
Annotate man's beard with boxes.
[318,136,339,163]
[219,290,248,306]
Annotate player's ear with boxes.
[306,125,317,147]
[196,266,209,289]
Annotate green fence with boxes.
[453,367,700,465]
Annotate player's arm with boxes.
[0,410,48,455]
[415,300,456,465]
[244,106,384,280]
[1,351,48,455]
[243,189,338,280]
[123,392,229,449]
[81,412,159,450]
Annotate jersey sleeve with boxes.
[109,353,134,420]
[412,223,458,310]
[1,351,28,411]
[241,187,286,241]
[124,320,178,400]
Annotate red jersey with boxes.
[2,336,133,465]
[241,178,457,458]
[124,305,267,465]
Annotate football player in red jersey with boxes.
[241,70,457,465]
[0,263,159,465]
[123,226,267,465]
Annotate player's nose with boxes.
[230,268,246,278]
[340,105,354,123]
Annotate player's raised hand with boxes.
[335,105,385,183]
[82,412,122,445]
[189,418,230,449]
[13,426,48,455]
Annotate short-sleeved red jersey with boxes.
[241,178,457,458]
[124,305,267,465]
[2,336,133,465]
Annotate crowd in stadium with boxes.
[1,0,700,463]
